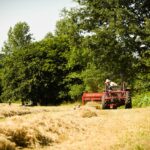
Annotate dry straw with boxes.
[0,111,84,149]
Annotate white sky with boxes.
[0,0,77,49]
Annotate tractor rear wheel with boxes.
[102,95,109,109]
[112,105,117,109]
[125,91,132,109]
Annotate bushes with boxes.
[132,92,150,107]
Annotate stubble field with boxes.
[0,103,150,150]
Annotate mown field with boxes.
[0,103,150,150]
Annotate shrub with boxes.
[132,92,150,107]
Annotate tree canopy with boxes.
[0,0,149,105]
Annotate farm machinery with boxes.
[82,82,132,109]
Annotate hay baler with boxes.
[82,92,103,105]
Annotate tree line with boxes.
[0,0,149,105]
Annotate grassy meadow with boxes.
[0,103,149,150]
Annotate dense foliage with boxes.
[0,0,149,105]
[132,91,150,107]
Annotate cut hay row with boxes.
[0,104,149,150]
[0,109,90,149]
[0,103,99,119]
[0,104,58,118]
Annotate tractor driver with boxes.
[105,79,118,91]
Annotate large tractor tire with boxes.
[112,104,117,109]
[102,95,109,109]
[125,91,132,109]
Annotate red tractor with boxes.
[102,82,132,109]
[82,82,132,109]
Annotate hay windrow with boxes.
[0,104,57,118]
[0,113,84,149]
[0,135,16,150]
[0,104,149,150]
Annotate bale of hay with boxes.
[81,109,98,118]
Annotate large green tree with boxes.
[1,22,33,103]
[1,0,149,105]
[2,22,32,54]
[55,13,92,99]
[63,0,150,92]
[1,27,70,105]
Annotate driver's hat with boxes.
[105,79,110,83]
